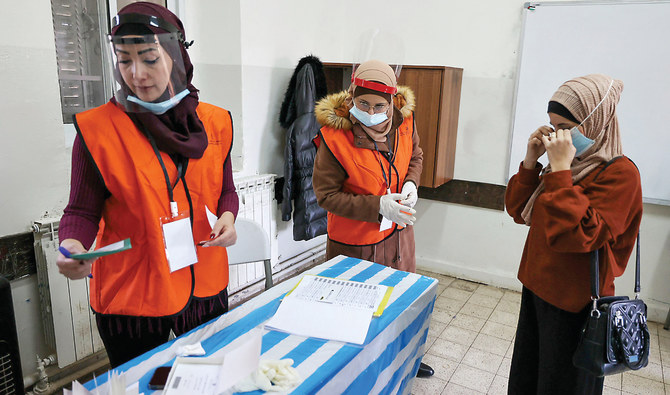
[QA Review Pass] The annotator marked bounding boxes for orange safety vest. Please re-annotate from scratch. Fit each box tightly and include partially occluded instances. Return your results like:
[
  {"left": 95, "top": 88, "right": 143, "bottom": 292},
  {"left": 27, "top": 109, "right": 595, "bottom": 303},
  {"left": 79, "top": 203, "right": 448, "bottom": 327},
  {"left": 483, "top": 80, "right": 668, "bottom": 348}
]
[
  {"left": 75, "top": 101, "right": 233, "bottom": 317},
  {"left": 319, "top": 114, "right": 414, "bottom": 246}
]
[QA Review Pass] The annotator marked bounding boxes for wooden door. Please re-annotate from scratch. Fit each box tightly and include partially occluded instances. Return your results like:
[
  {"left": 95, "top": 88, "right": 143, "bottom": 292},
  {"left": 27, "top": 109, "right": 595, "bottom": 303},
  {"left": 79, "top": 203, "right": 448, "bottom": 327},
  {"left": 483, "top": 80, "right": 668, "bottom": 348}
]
[{"left": 398, "top": 68, "right": 443, "bottom": 187}]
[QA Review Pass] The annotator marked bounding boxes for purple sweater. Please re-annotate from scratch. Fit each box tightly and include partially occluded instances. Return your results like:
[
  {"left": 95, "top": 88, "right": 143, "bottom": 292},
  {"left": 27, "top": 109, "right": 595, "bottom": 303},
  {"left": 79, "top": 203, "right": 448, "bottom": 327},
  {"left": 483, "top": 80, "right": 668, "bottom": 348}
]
[{"left": 59, "top": 135, "right": 239, "bottom": 249}]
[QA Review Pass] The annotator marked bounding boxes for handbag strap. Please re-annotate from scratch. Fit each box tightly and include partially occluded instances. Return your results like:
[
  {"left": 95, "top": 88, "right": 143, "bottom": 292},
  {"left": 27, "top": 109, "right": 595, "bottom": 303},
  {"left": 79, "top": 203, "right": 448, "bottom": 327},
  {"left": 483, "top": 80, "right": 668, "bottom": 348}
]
[
  {"left": 590, "top": 231, "right": 641, "bottom": 300},
  {"left": 590, "top": 248, "right": 600, "bottom": 299},
  {"left": 615, "top": 311, "right": 649, "bottom": 369},
  {"left": 635, "top": 235, "right": 641, "bottom": 294},
  {"left": 589, "top": 156, "right": 642, "bottom": 301}
]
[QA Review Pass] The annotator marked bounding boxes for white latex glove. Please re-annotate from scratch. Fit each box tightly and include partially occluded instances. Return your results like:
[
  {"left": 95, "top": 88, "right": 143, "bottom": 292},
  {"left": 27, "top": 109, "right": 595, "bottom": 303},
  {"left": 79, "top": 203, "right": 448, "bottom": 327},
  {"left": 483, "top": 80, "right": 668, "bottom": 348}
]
[
  {"left": 234, "top": 359, "right": 301, "bottom": 393},
  {"left": 379, "top": 193, "right": 416, "bottom": 227},
  {"left": 399, "top": 181, "right": 418, "bottom": 208}
]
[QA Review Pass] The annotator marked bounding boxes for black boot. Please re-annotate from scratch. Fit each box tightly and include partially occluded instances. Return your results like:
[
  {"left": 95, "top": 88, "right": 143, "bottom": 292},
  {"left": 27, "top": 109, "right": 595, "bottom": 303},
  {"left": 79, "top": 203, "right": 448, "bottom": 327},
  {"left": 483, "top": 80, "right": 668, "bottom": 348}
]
[{"left": 416, "top": 362, "right": 434, "bottom": 378}]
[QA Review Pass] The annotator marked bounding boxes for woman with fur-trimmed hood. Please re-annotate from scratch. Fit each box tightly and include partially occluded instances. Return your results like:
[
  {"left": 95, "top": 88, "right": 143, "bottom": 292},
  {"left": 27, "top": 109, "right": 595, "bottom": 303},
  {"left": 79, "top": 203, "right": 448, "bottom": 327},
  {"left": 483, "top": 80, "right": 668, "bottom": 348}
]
[
  {"left": 313, "top": 59, "right": 434, "bottom": 379},
  {"left": 312, "top": 60, "right": 423, "bottom": 273}
]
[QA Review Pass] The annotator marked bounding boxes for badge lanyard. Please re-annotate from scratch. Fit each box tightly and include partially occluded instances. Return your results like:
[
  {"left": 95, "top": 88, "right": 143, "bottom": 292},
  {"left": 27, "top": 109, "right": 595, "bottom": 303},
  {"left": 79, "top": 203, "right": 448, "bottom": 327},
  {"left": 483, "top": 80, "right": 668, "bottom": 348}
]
[
  {"left": 145, "top": 131, "right": 198, "bottom": 272},
  {"left": 373, "top": 137, "right": 402, "bottom": 233},
  {"left": 373, "top": 131, "right": 405, "bottom": 262},
  {"left": 146, "top": 133, "right": 185, "bottom": 218},
  {"left": 372, "top": 135, "right": 399, "bottom": 194}
]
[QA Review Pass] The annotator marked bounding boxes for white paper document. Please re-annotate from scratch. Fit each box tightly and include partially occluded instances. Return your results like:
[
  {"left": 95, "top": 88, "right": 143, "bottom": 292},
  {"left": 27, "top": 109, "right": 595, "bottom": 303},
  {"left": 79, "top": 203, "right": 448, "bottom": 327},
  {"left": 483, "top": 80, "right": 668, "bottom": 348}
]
[
  {"left": 205, "top": 205, "right": 218, "bottom": 229},
  {"left": 162, "top": 217, "right": 198, "bottom": 272},
  {"left": 63, "top": 381, "right": 91, "bottom": 395},
  {"left": 164, "top": 328, "right": 262, "bottom": 395},
  {"left": 65, "top": 371, "right": 140, "bottom": 395},
  {"left": 164, "top": 362, "right": 221, "bottom": 395},
  {"left": 265, "top": 275, "right": 389, "bottom": 345},
  {"left": 379, "top": 216, "right": 393, "bottom": 231}
]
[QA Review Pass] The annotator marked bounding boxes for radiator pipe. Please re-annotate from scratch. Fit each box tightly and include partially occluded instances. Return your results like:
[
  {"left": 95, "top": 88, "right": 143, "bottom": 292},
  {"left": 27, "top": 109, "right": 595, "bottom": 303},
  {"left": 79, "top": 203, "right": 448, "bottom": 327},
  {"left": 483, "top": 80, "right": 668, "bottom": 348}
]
[
  {"left": 25, "top": 354, "right": 56, "bottom": 394},
  {"left": 276, "top": 244, "right": 326, "bottom": 270}
]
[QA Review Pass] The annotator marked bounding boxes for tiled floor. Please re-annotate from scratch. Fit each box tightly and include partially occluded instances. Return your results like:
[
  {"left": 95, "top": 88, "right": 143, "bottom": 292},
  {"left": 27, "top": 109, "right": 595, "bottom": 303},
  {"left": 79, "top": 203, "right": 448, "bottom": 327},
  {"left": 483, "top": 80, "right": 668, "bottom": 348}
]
[{"left": 412, "top": 269, "right": 669, "bottom": 395}]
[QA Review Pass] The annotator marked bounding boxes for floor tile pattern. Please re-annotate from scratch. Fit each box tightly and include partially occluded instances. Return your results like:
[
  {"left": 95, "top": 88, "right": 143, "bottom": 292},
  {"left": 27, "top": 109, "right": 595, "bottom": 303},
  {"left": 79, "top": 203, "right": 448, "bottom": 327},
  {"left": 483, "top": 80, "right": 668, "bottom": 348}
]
[{"left": 412, "top": 270, "right": 668, "bottom": 395}]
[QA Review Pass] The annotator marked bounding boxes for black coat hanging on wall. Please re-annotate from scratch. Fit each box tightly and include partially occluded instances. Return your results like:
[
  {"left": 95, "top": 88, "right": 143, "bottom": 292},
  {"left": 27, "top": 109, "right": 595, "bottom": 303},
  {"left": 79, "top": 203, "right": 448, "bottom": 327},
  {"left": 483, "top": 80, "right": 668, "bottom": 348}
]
[{"left": 279, "top": 55, "right": 328, "bottom": 241}]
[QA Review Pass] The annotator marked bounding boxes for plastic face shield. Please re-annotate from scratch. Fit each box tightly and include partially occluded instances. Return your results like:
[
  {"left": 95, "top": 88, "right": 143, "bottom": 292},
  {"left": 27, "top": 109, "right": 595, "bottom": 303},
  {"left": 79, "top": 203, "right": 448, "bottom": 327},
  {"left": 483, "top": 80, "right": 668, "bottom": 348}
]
[
  {"left": 351, "top": 28, "right": 405, "bottom": 93},
  {"left": 108, "top": 33, "right": 187, "bottom": 113},
  {"left": 350, "top": 64, "right": 402, "bottom": 95}
]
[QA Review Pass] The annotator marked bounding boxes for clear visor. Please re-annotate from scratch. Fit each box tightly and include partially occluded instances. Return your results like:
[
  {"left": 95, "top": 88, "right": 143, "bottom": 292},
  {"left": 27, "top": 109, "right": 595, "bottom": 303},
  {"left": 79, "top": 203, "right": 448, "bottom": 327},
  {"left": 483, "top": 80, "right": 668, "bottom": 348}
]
[
  {"left": 351, "top": 63, "right": 403, "bottom": 79},
  {"left": 107, "top": 33, "right": 187, "bottom": 113},
  {"left": 350, "top": 28, "right": 405, "bottom": 95}
]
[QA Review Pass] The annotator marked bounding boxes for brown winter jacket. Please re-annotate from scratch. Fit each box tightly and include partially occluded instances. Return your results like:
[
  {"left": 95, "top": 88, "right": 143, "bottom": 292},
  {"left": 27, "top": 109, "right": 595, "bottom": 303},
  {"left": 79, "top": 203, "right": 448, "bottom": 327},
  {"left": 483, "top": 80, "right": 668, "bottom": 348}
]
[{"left": 313, "top": 86, "right": 423, "bottom": 272}]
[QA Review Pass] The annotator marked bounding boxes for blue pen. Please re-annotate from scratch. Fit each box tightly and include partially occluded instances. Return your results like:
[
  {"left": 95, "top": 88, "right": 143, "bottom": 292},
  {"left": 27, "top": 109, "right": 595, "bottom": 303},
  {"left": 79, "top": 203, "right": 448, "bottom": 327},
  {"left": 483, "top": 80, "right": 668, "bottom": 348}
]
[
  {"left": 59, "top": 246, "right": 93, "bottom": 278},
  {"left": 58, "top": 246, "right": 72, "bottom": 258}
]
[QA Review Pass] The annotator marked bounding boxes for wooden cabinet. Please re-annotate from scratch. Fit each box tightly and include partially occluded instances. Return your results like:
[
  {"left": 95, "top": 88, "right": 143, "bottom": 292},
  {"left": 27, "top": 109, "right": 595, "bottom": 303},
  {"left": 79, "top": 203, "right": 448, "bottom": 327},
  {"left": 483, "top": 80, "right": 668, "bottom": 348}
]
[{"left": 322, "top": 63, "right": 462, "bottom": 188}]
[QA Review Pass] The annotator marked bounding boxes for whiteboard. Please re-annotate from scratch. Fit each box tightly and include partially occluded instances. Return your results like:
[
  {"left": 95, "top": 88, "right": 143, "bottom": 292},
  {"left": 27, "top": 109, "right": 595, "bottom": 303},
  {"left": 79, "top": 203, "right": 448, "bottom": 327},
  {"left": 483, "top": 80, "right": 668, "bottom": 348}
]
[{"left": 507, "top": 1, "right": 670, "bottom": 205}]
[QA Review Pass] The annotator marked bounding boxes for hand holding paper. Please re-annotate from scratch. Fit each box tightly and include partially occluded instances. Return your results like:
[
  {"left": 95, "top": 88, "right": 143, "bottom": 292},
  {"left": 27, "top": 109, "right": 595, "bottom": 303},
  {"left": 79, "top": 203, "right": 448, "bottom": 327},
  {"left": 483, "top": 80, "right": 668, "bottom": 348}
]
[
  {"left": 57, "top": 239, "right": 96, "bottom": 280},
  {"left": 200, "top": 210, "right": 237, "bottom": 248},
  {"left": 57, "top": 239, "right": 132, "bottom": 280}
]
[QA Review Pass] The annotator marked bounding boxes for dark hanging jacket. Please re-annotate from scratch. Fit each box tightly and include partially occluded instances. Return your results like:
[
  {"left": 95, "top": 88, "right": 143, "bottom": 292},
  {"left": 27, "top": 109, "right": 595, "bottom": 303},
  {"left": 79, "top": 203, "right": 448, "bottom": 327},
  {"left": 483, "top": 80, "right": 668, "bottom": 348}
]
[{"left": 279, "top": 56, "right": 328, "bottom": 241}]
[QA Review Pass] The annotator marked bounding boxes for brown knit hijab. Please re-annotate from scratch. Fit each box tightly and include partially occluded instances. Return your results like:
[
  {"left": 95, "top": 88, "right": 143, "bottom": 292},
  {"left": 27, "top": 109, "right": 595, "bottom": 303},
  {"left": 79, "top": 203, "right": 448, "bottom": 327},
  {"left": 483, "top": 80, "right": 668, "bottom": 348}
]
[{"left": 521, "top": 74, "right": 624, "bottom": 224}]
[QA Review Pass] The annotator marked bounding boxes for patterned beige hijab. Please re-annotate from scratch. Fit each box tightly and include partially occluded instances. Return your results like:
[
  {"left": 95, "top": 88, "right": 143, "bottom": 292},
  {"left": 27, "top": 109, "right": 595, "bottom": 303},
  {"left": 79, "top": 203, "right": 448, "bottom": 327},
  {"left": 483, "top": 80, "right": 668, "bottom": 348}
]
[{"left": 521, "top": 74, "right": 624, "bottom": 225}]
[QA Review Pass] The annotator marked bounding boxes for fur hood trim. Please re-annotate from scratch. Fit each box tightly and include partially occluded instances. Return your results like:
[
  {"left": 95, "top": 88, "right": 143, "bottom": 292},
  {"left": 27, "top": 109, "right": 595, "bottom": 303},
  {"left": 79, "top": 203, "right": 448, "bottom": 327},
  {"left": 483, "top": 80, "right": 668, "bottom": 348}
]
[{"left": 315, "top": 85, "right": 415, "bottom": 130}]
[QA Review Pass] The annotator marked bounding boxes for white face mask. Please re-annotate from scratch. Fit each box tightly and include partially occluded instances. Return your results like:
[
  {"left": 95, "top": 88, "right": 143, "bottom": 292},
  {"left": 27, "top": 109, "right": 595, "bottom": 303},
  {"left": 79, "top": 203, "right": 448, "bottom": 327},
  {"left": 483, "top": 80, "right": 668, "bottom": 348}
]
[
  {"left": 569, "top": 79, "right": 614, "bottom": 157},
  {"left": 349, "top": 105, "right": 388, "bottom": 127},
  {"left": 127, "top": 88, "right": 190, "bottom": 115}
]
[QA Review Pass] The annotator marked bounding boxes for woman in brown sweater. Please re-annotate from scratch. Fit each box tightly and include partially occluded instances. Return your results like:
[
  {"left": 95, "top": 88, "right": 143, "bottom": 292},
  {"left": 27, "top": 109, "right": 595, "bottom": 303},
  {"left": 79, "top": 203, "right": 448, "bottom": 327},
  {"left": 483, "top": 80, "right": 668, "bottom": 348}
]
[{"left": 505, "top": 74, "right": 642, "bottom": 394}]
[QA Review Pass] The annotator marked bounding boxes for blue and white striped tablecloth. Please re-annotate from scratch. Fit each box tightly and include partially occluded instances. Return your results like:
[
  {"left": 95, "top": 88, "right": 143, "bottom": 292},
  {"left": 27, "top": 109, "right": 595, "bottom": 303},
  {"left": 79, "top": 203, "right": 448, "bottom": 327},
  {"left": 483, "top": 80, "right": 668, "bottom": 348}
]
[{"left": 84, "top": 256, "right": 438, "bottom": 394}]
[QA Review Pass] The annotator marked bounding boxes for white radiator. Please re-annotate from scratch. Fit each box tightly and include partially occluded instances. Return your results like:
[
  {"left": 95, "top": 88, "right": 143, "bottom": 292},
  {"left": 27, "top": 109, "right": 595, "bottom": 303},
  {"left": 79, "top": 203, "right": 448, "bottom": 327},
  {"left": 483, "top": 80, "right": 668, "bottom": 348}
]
[
  {"left": 229, "top": 174, "right": 278, "bottom": 292},
  {"left": 32, "top": 218, "right": 104, "bottom": 369}
]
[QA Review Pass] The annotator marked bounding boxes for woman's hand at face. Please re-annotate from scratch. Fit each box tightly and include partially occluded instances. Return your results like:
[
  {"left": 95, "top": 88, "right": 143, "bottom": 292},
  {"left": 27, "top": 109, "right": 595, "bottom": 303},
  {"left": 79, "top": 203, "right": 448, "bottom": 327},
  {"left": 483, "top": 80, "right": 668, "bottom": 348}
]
[
  {"left": 541, "top": 128, "right": 576, "bottom": 172},
  {"left": 523, "top": 126, "right": 553, "bottom": 169}
]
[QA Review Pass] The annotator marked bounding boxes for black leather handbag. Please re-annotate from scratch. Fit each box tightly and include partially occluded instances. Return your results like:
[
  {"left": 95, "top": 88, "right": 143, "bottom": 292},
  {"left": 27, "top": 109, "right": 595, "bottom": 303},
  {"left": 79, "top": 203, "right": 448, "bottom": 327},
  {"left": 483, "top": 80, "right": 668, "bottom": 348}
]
[{"left": 573, "top": 234, "right": 649, "bottom": 377}]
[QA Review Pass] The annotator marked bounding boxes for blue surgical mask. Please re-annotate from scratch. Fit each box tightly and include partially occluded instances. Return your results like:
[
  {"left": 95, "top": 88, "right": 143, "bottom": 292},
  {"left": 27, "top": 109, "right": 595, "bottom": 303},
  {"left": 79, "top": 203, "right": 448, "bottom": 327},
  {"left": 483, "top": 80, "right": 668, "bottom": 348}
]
[
  {"left": 349, "top": 105, "right": 388, "bottom": 127},
  {"left": 569, "top": 79, "right": 614, "bottom": 157},
  {"left": 570, "top": 127, "right": 595, "bottom": 157},
  {"left": 127, "top": 89, "right": 190, "bottom": 115}
]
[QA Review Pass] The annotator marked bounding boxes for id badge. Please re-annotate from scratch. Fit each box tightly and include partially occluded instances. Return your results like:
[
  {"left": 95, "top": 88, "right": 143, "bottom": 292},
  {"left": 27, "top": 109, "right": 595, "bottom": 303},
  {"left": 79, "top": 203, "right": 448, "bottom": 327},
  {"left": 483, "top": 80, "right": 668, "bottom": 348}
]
[
  {"left": 379, "top": 188, "right": 393, "bottom": 232},
  {"left": 380, "top": 216, "right": 393, "bottom": 232},
  {"left": 160, "top": 210, "right": 198, "bottom": 273}
]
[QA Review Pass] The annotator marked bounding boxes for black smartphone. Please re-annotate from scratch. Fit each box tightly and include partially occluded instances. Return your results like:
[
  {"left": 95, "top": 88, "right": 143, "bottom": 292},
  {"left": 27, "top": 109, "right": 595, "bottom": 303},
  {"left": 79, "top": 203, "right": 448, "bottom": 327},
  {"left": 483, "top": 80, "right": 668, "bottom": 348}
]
[{"left": 148, "top": 366, "right": 172, "bottom": 390}]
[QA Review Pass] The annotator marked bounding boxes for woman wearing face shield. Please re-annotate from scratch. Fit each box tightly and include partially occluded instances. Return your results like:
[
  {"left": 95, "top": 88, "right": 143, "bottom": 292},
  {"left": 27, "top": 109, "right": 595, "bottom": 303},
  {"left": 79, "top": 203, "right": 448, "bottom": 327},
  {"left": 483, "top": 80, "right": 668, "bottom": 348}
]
[
  {"left": 313, "top": 59, "right": 434, "bottom": 378},
  {"left": 56, "top": 2, "right": 237, "bottom": 368},
  {"left": 505, "top": 74, "right": 643, "bottom": 394}
]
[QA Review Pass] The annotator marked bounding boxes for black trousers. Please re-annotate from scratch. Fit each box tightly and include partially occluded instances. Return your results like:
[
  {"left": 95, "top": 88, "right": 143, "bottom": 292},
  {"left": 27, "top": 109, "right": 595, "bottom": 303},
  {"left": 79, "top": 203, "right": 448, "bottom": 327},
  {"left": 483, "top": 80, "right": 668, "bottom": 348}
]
[
  {"left": 96, "top": 290, "right": 228, "bottom": 368},
  {"left": 508, "top": 287, "right": 604, "bottom": 395}
]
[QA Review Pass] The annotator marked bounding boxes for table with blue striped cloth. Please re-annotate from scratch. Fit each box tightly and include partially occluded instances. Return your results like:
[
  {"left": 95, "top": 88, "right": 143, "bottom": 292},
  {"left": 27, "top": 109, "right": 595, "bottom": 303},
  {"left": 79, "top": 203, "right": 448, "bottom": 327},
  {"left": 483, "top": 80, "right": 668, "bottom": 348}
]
[{"left": 84, "top": 255, "right": 438, "bottom": 394}]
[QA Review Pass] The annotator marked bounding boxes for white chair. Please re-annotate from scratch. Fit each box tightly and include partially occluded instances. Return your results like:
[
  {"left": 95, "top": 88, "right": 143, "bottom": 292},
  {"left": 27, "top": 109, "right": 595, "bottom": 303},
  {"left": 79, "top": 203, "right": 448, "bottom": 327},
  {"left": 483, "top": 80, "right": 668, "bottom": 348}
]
[{"left": 226, "top": 218, "right": 273, "bottom": 290}]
